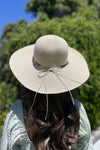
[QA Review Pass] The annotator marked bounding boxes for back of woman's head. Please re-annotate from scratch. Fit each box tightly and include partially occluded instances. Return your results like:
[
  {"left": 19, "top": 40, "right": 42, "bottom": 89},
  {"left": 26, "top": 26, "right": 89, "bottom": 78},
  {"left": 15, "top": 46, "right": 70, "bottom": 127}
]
[{"left": 21, "top": 87, "right": 80, "bottom": 150}]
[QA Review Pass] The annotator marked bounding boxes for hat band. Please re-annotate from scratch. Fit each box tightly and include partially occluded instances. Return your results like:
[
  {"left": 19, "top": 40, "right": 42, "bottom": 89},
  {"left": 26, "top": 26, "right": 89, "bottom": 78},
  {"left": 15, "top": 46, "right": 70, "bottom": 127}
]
[{"left": 32, "top": 57, "right": 69, "bottom": 70}]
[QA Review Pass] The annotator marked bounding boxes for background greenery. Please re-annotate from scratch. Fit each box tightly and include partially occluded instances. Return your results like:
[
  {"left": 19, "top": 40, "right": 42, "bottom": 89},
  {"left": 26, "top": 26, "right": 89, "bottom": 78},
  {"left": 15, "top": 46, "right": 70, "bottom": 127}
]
[{"left": 0, "top": 0, "right": 100, "bottom": 137}]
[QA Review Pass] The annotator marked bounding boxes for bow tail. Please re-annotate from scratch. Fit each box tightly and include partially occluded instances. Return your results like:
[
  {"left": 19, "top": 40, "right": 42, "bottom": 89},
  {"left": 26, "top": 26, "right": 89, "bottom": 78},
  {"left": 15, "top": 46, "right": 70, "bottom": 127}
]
[{"left": 54, "top": 73, "right": 75, "bottom": 105}]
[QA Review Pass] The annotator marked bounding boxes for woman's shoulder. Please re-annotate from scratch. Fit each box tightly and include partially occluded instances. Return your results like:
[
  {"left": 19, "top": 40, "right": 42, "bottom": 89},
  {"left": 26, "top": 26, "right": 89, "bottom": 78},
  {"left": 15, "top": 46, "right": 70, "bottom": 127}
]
[
  {"left": 74, "top": 99, "right": 90, "bottom": 124},
  {"left": 5, "top": 100, "right": 24, "bottom": 128},
  {"left": 74, "top": 99, "right": 91, "bottom": 138},
  {"left": 10, "top": 99, "right": 22, "bottom": 112},
  {"left": 3, "top": 100, "right": 23, "bottom": 124},
  {"left": 74, "top": 99, "right": 83, "bottom": 111},
  {"left": 74, "top": 99, "right": 89, "bottom": 119},
  {"left": 2, "top": 100, "right": 30, "bottom": 146},
  {"left": 2, "top": 100, "right": 24, "bottom": 137}
]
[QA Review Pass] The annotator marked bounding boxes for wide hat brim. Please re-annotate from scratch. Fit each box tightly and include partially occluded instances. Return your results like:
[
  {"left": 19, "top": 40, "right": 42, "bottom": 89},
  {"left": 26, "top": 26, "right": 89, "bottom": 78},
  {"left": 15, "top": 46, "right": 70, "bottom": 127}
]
[{"left": 9, "top": 44, "right": 89, "bottom": 94}]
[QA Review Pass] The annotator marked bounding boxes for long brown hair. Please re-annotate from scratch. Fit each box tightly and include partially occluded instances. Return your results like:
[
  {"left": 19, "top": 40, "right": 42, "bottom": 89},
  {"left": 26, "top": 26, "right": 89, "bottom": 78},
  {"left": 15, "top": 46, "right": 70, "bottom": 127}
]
[{"left": 21, "top": 87, "right": 80, "bottom": 150}]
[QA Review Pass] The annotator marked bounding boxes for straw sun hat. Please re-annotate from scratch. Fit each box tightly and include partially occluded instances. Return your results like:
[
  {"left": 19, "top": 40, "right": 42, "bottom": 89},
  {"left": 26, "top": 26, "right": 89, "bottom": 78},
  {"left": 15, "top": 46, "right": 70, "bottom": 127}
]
[{"left": 9, "top": 35, "right": 89, "bottom": 94}]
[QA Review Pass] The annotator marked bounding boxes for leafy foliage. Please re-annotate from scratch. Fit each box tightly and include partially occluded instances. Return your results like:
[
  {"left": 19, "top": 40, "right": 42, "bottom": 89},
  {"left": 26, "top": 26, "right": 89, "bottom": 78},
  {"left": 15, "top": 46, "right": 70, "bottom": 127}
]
[
  {"left": 25, "top": 0, "right": 82, "bottom": 18},
  {"left": 0, "top": 82, "right": 18, "bottom": 137},
  {"left": 0, "top": 112, "right": 7, "bottom": 138},
  {"left": 25, "top": 0, "right": 100, "bottom": 18}
]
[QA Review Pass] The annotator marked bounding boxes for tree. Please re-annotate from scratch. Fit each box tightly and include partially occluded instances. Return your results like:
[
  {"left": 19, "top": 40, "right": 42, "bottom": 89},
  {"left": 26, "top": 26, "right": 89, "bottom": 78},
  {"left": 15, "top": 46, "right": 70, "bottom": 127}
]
[
  {"left": 25, "top": 0, "right": 100, "bottom": 18},
  {"left": 0, "top": 19, "right": 27, "bottom": 82},
  {"left": 0, "top": 19, "right": 27, "bottom": 45},
  {"left": 25, "top": 0, "right": 80, "bottom": 18}
]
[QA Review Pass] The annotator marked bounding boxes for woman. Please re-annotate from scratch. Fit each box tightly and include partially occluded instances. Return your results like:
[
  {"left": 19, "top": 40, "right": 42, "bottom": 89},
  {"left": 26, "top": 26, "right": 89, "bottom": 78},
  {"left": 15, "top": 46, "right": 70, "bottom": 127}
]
[{"left": 1, "top": 35, "right": 94, "bottom": 150}]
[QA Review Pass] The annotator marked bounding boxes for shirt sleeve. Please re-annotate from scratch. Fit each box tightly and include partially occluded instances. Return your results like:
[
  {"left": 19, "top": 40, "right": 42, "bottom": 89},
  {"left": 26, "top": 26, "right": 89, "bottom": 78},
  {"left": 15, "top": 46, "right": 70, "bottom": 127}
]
[
  {"left": 77, "top": 102, "right": 94, "bottom": 150},
  {"left": 1, "top": 109, "right": 12, "bottom": 150},
  {"left": 1, "top": 100, "right": 34, "bottom": 150},
  {"left": 1, "top": 102, "right": 20, "bottom": 150}
]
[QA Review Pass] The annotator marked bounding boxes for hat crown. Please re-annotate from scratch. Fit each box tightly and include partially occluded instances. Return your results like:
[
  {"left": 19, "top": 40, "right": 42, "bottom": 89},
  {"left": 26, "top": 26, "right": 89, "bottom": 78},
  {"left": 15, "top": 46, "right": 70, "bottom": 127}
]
[{"left": 34, "top": 35, "right": 68, "bottom": 67}]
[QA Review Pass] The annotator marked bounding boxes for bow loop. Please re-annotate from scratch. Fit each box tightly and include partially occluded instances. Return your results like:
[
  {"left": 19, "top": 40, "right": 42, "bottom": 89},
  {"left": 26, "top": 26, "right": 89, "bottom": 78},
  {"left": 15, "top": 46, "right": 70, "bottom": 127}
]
[{"left": 37, "top": 67, "right": 61, "bottom": 78}]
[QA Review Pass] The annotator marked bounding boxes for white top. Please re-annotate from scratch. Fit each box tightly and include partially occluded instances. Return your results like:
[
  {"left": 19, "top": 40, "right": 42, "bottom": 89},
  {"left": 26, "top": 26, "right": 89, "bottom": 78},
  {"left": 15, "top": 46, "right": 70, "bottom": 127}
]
[{"left": 1, "top": 99, "right": 94, "bottom": 150}]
